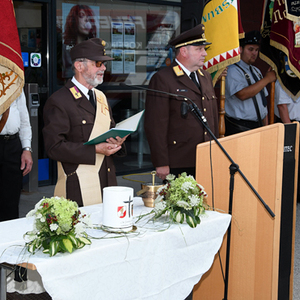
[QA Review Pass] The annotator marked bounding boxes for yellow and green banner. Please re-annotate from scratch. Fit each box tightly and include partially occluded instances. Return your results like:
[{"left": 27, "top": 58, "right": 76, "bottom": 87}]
[{"left": 201, "top": 0, "right": 243, "bottom": 83}]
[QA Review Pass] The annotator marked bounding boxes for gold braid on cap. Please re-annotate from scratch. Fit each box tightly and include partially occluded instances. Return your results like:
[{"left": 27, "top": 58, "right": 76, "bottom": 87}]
[{"left": 175, "top": 33, "right": 207, "bottom": 48}]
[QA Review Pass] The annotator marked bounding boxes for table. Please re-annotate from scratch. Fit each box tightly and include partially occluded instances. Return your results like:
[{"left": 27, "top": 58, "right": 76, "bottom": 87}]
[{"left": 0, "top": 198, "right": 231, "bottom": 300}]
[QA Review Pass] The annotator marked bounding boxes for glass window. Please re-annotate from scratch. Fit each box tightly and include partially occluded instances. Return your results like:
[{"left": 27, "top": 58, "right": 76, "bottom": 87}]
[
  {"left": 56, "top": 0, "right": 181, "bottom": 174},
  {"left": 56, "top": 0, "right": 181, "bottom": 86}
]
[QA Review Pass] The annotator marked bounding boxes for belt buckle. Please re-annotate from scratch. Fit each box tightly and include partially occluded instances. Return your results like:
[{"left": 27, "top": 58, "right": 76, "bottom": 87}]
[{"left": 4, "top": 135, "right": 10, "bottom": 140}]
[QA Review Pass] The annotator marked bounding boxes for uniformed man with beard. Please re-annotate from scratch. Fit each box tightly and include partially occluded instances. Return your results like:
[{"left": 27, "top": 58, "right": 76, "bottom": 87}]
[{"left": 43, "top": 38, "right": 126, "bottom": 206}]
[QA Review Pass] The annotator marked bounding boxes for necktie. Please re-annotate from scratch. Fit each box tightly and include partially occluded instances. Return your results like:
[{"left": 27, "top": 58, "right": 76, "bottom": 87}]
[
  {"left": 249, "top": 66, "right": 267, "bottom": 107},
  {"left": 88, "top": 90, "right": 96, "bottom": 109},
  {"left": 190, "top": 72, "right": 200, "bottom": 89}
]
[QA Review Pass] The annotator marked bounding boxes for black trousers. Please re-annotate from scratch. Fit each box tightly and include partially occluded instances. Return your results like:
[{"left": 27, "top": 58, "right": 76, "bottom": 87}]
[
  {"left": 225, "top": 116, "right": 260, "bottom": 136},
  {"left": 0, "top": 135, "right": 23, "bottom": 221}
]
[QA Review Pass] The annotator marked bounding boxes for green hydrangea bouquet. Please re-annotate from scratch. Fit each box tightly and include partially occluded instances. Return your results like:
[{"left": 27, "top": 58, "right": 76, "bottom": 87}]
[
  {"left": 25, "top": 196, "right": 92, "bottom": 257},
  {"left": 153, "top": 172, "right": 208, "bottom": 228}
]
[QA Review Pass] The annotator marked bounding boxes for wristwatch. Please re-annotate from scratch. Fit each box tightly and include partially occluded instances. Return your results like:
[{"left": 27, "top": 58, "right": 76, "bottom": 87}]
[{"left": 23, "top": 147, "right": 33, "bottom": 152}]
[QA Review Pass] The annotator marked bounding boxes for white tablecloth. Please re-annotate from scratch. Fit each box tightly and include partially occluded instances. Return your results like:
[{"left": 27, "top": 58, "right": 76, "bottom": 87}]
[{"left": 0, "top": 198, "right": 231, "bottom": 300}]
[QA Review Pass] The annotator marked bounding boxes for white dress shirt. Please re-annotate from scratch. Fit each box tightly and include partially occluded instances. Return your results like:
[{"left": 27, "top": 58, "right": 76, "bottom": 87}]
[
  {"left": 175, "top": 58, "right": 201, "bottom": 82},
  {"left": 71, "top": 76, "right": 94, "bottom": 102},
  {"left": 274, "top": 80, "right": 300, "bottom": 121},
  {"left": 0, "top": 90, "right": 32, "bottom": 148},
  {"left": 225, "top": 60, "right": 268, "bottom": 121}
]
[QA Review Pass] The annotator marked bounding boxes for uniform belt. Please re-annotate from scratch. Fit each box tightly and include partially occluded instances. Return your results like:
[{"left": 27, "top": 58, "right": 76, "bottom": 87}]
[
  {"left": 0, "top": 133, "right": 19, "bottom": 140},
  {"left": 226, "top": 116, "right": 260, "bottom": 129}
]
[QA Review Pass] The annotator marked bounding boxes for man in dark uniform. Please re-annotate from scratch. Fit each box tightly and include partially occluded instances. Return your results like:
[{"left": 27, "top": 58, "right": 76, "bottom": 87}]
[
  {"left": 43, "top": 38, "right": 126, "bottom": 206},
  {"left": 144, "top": 24, "right": 219, "bottom": 180}
]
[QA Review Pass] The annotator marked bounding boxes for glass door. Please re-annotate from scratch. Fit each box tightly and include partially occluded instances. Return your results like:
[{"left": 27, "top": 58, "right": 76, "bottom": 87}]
[{"left": 14, "top": 1, "right": 51, "bottom": 186}]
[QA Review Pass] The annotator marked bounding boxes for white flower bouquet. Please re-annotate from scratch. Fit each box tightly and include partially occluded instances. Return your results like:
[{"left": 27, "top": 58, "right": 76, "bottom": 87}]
[
  {"left": 152, "top": 172, "right": 208, "bottom": 228},
  {"left": 25, "top": 196, "right": 92, "bottom": 256}
]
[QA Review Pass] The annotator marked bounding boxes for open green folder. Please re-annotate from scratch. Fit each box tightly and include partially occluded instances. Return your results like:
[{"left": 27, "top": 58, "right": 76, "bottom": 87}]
[{"left": 84, "top": 110, "right": 144, "bottom": 145}]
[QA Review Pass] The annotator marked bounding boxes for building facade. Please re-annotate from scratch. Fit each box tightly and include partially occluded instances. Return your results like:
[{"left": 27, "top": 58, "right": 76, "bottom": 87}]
[{"left": 14, "top": 0, "right": 262, "bottom": 186}]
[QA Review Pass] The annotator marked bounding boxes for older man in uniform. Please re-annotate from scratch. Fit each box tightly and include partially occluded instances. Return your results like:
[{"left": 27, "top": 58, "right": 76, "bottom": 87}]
[
  {"left": 43, "top": 38, "right": 126, "bottom": 206},
  {"left": 144, "top": 24, "right": 219, "bottom": 181},
  {"left": 225, "top": 30, "right": 276, "bottom": 135}
]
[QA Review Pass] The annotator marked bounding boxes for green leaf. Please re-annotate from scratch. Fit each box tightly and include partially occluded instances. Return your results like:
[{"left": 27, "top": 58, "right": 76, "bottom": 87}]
[
  {"left": 67, "top": 233, "right": 79, "bottom": 247},
  {"left": 77, "top": 242, "right": 85, "bottom": 249},
  {"left": 186, "top": 215, "right": 197, "bottom": 228},
  {"left": 49, "top": 240, "right": 59, "bottom": 257},
  {"left": 172, "top": 210, "right": 184, "bottom": 223},
  {"left": 61, "top": 238, "right": 73, "bottom": 253},
  {"left": 78, "top": 236, "right": 91, "bottom": 245}
]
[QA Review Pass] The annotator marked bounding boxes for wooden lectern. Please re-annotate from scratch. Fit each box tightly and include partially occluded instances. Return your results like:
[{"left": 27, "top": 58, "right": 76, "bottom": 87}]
[{"left": 193, "top": 123, "right": 299, "bottom": 300}]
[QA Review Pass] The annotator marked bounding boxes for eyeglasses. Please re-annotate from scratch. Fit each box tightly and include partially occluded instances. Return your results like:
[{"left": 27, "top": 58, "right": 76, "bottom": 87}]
[
  {"left": 77, "top": 59, "right": 107, "bottom": 68},
  {"left": 95, "top": 61, "right": 107, "bottom": 67}
]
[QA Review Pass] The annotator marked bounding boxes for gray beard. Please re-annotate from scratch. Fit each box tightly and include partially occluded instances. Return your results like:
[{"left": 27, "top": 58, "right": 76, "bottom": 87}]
[{"left": 82, "top": 73, "right": 103, "bottom": 87}]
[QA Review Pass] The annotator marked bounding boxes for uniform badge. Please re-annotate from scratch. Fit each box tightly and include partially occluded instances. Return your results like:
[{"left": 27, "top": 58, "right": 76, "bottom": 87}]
[
  {"left": 173, "top": 65, "right": 184, "bottom": 76},
  {"left": 69, "top": 86, "right": 82, "bottom": 99},
  {"left": 197, "top": 69, "right": 204, "bottom": 76}
]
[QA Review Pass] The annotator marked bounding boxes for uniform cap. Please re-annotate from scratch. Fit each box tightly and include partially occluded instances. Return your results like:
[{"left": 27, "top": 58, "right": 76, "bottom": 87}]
[
  {"left": 240, "top": 30, "right": 261, "bottom": 46},
  {"left": 70, "top": 38, "right": 113, "bottom": 61},
  {"left": 169, "top": 24, "right": 211, "bottom": 48}
]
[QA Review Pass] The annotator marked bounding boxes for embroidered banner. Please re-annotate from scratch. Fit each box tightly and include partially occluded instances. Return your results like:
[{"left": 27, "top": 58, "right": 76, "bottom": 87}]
[
  {"left": 285, "top": 0, "right": 300, "bottom": 22},
  {"left": 260, "top": 0, "right": 300, "bottom": 100},
  {"left": 0, "top": 0, "right": 24, "bottom": 115},
  {"left": 201, "top": 0, "right": 244, "bottom": 82}
]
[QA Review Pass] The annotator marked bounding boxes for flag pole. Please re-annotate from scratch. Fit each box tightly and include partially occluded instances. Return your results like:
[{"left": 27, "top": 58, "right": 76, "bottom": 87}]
[
  {"left": 269, "top": 81, "right": 275, "bottom": 124},
  {"left": 219, "top": 76, "right": 226, "bottom": 137}
]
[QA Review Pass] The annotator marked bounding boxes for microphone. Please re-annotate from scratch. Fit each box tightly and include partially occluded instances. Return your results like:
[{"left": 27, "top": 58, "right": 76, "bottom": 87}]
[{"left": 119, "top": 82, "right": 209, "bottom": 125}]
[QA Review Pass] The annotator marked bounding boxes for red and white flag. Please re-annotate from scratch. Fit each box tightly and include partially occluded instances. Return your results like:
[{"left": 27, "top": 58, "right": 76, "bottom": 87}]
[{"left": 0, "top": 0, "right": 24, "bottom": 115}]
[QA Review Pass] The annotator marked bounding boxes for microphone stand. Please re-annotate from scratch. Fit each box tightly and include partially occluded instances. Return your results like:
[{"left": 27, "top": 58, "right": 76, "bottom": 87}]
[{"left": 120, "top": 83, "right": 275, "bottom": 299}]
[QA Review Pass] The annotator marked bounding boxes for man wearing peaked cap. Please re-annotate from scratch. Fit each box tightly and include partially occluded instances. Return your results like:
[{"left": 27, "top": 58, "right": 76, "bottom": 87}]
[
  {"left": 70, "top": 38, "right": 114, "bottom": 62},
  {"left": 144, "top": 24, "right": 219, "bottom": 184},
  {"left": 225, "top": 30, "right": 276, "bottom": 135},
  {"left": 168, "top": 24, "right": 211, "bottom": 48},
  {"left": 43, "top": 38, "right": 127, "bottom": 206}
]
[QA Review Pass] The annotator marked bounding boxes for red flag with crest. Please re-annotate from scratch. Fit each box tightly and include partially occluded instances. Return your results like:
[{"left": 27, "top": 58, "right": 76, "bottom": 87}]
[{"left": 0, "top": 0, "right": 24, "bottom": 115}]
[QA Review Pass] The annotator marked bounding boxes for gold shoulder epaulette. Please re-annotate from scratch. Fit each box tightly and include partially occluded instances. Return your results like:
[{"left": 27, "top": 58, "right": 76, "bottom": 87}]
[
  {"left": 173, "top": 65, "right": 184, "bottom": 76},
  {"left": 69, "top": 86, "right": 82, "bottom": 99}
]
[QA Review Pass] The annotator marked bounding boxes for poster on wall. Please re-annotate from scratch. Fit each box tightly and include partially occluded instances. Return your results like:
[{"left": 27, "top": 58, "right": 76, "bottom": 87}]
[
  {"left": 111, "top": 49, "right": 123, "bottom": 74},
  {"left": 124, "top": 50, "right": 135, "bottom": 74},
  {"left": 111, "top": 22, "right": 124, "bottom": 48},
  {"left": 61, "top": 3, "right": 100, "bottom": 78},
  {"left": 124, "top": 22, "right": 135, "bottom": 48},
  {"left": 146, "top": 12, "right": 179, "bottom": 81}
]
